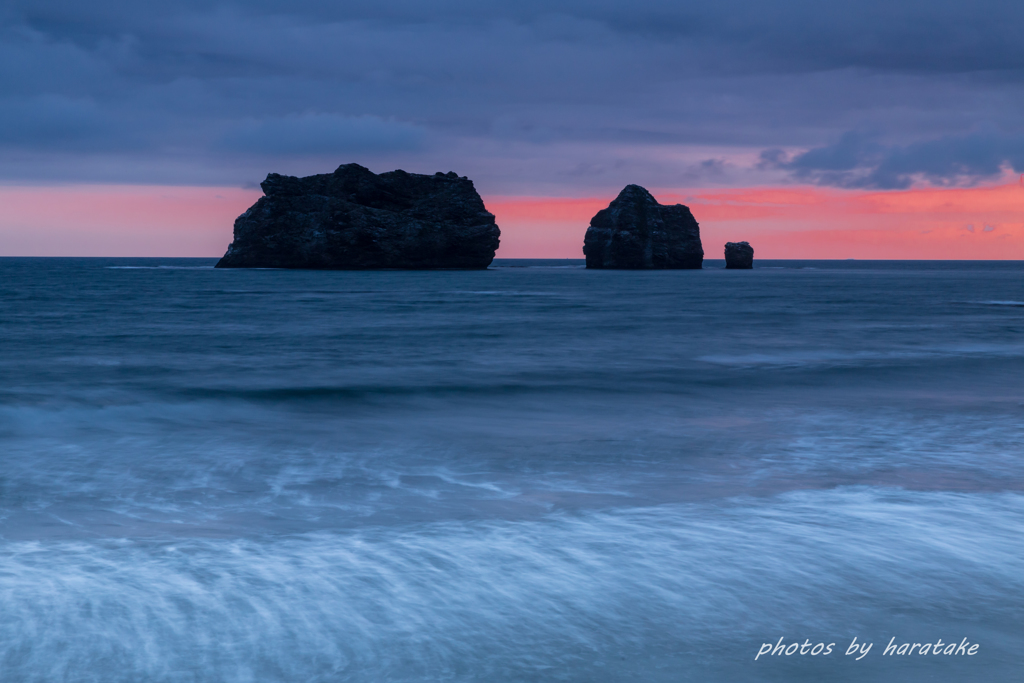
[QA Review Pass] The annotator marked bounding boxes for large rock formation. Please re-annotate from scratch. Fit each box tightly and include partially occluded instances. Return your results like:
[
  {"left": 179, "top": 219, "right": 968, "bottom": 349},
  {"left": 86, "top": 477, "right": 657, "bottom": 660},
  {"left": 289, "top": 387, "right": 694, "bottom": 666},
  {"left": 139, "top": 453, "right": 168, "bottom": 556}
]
[
  {"left": 724, "top": 241, "right": 754, "bottom": 269},
  {"left": 582, "top": 185, "right": 703, "bottom": 269},
  {"left": 216, "top": 164, "right": 500, "bottom": 269}
]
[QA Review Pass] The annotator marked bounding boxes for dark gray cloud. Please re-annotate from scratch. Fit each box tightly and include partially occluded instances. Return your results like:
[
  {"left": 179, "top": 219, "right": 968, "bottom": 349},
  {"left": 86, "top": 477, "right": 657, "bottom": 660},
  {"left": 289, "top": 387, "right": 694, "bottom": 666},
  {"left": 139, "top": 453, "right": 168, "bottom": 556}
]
[
  {"left": 0, "top": 96, "right": 113, "bottom": 149},
  {"left": 1, "top": 1, "right": 1022, "bottom": 192},
  {"left": 219, "top": 115, "right": 426, "bottom": 156},
  {"left": 761, "top": 130, "right": 1024, "bottom": 189},
  {"left": 11, "top": 1, "right": 1024, "bottom": 74}
]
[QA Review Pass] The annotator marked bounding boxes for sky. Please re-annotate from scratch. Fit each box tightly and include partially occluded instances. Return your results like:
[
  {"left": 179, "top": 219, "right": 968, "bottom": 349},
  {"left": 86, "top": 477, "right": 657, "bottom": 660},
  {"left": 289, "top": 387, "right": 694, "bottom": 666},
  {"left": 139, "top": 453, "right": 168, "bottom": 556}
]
[{"left": 1, "top": 0, "right": 1023, "bottom": 258}]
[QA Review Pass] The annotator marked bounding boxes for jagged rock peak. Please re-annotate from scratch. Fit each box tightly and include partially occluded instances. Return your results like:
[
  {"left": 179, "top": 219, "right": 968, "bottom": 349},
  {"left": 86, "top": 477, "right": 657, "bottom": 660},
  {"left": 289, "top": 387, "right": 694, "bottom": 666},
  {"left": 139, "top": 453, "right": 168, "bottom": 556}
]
[
  {"left": 216, "top": 163, "right": 500, "bottom": 270},
  {"left": 582, "top": 184, "right": 703, "bottom": 269}
]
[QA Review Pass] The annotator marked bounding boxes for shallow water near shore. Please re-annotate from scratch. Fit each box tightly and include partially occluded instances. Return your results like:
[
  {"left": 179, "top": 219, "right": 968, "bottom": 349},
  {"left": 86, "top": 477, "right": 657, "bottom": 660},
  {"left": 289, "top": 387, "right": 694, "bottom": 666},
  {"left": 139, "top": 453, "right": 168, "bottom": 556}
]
[{"left": 1, "top": 257, "right": 1023, "bottom": 682}]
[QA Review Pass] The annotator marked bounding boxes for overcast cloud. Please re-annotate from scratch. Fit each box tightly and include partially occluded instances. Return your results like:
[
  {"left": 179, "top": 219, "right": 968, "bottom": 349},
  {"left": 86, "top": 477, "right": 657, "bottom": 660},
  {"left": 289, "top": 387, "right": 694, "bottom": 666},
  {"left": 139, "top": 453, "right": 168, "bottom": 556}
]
[{"left": 2, "top": 0, "right": 1022, "bottom": 193}]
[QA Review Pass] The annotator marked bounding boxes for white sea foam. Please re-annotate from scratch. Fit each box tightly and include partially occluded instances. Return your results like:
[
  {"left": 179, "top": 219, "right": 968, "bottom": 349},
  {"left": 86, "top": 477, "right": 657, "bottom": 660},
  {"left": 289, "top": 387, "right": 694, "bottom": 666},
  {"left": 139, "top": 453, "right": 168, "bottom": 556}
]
[{"left": 0, "top": 489, "right": 1021, "bottom": 682}]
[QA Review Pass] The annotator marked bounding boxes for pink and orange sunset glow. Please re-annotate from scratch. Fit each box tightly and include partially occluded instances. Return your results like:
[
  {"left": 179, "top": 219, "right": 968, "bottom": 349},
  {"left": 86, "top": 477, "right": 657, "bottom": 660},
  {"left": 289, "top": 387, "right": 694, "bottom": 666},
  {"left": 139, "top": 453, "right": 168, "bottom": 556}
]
[
  {"left": 0, "top": 186, "right": 261, "bottom": 257},
  {"left": 491, "top": 180, "right": 1024, "bottom": 259},
  {"left": 3, "top": 181, "right": 1021, "bottom": 259}
]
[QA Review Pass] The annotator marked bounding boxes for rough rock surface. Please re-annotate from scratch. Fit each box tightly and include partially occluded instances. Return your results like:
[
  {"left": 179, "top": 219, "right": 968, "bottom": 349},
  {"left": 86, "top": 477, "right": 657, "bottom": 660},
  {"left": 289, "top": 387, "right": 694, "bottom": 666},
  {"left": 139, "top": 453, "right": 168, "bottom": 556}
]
[
  {"left": 724, "top": 241, "right": 754, "bottom": 269},
  {"left": 582, "top": 185, "right": 703, "bottom": 269},
  {"left": 216, "top": 163, "right": 500, "bottom": 269}
]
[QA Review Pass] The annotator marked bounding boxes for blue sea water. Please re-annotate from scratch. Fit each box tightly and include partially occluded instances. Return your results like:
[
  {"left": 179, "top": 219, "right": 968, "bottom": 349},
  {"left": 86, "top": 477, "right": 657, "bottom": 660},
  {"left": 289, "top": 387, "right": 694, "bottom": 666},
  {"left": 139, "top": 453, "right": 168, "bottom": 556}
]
[{"left": 1, "top": 257, "right": 1022, "bottom": 682}]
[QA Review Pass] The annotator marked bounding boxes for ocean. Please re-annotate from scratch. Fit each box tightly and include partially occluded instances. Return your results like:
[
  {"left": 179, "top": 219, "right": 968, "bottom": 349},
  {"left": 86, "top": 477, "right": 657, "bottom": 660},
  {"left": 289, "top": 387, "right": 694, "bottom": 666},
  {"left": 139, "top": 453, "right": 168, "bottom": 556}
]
[{"left": 1, "top": 257, "right": 1022, "bottom": 682}]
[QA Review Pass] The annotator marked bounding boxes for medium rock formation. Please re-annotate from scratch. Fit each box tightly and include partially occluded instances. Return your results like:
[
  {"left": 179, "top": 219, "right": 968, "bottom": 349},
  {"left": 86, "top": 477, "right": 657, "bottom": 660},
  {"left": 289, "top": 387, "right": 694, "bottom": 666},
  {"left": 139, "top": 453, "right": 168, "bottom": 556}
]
[
  {"left": 216, "top": 163, "right": 500, "bottom": 269},
  {"left": 582, "top": 185, "right": 703, "bottom": 269},
  {"left": 724, "top": 241, "right": 754, "bottom": 269}
]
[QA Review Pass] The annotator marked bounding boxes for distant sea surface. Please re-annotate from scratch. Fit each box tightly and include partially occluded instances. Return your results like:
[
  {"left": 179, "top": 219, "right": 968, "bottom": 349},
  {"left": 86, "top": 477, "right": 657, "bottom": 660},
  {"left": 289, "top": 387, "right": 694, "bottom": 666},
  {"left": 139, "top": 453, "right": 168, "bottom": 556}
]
[{"left": 1, "top": 257, "right": 1022, "bottom": 682}]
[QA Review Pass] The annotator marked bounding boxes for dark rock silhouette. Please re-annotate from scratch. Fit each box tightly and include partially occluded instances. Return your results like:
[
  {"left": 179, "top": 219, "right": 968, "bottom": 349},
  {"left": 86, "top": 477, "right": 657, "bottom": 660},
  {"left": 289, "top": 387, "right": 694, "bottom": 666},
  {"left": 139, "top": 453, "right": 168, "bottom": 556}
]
[
  {"left": 724, "top": 241, "right": 754, "bottom": 269},
  {"left": 216, "top": 163, "right": 500, "bottom": 269},
  {"left": 582, "top": 185, "right": 703, "bottom": 269}
]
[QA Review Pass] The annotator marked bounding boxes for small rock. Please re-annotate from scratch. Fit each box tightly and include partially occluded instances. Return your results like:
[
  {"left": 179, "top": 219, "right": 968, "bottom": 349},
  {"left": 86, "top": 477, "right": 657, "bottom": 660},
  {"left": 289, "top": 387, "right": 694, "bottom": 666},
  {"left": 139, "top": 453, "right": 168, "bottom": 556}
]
[{"left": 724, "top": 241, "right": 754, "bottom": 269}]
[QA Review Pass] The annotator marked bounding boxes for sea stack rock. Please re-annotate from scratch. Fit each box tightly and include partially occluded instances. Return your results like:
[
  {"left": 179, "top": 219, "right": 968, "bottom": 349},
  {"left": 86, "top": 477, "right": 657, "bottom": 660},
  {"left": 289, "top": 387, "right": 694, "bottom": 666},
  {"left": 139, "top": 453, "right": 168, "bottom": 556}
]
[
  {"left": 583, "top": 185, "right": 703, "bottom": 269},
  {"left": 216, "top": 163, "right": 500, "bottom": 269},
  {"left": 724, "top": 241, "right": 754, "bottom": 269}
]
